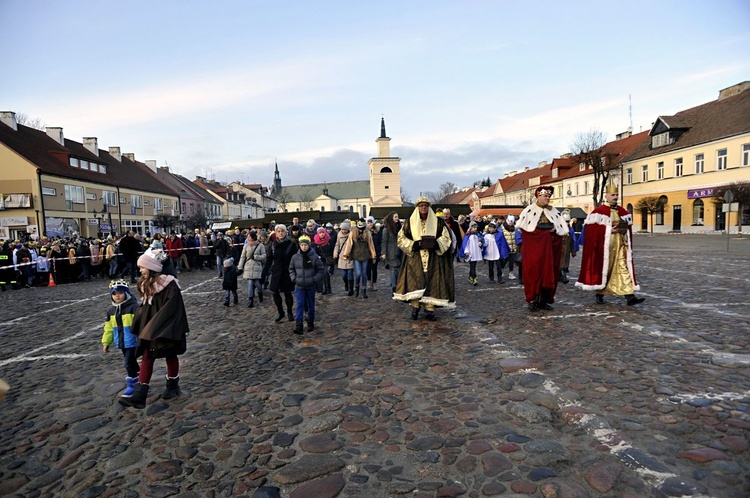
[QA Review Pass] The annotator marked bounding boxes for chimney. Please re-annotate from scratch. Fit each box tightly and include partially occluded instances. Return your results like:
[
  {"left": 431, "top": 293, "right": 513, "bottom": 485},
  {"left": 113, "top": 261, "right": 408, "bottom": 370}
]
[
  {"left": 158, "top": 166, "right": 170, "bottom": 172},
  {"left": 83, "top": 137, "right": 99, "bottom": 156},
  {"left": 524, "top": 166, "right": 530, "bottom": 172},
  {"left": 718, "top": 81, "right": 750, "bottom": 100},
  {"left": 538, "top": 161, "right": 547, "bottom": 168},
  {"left": 145, "top": 160, "right": 157, "bottom": 172},
  {"left": 46, "top": 127, "right": 64, "bottom": 145},
  {"left": 123, "top": 153, "right": 136, "bottom": 162},
  {"left": 615, "top": 130, "right": 632, "bottom": 141},
  {"left": 108, "top": 146, "right": 121, "bottom": 162},
  {"left": 0, "top": 111, "right": 17, "bottom": 131}
]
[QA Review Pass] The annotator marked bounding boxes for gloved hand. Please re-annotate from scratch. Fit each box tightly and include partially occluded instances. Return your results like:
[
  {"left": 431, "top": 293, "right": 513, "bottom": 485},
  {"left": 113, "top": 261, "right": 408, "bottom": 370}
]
[{"left": 412, "top": 240, "right": 421, "bottom": 252}]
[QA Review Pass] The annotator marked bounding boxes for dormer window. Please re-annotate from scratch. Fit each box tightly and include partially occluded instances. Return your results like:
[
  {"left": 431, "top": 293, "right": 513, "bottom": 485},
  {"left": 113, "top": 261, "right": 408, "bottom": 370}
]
[
  {"left": 552, "top": 168, "right": 558, "bottom": 178},
  {"left": 651, "top": 132, "right": 672, "bottom": 148}
]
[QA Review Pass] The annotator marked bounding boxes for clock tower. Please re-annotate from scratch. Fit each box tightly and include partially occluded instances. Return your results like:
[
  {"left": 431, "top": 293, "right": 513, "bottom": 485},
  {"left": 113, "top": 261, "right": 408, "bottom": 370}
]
[{"left": 368, "top": 118, "right": 402, "bottom": 206}]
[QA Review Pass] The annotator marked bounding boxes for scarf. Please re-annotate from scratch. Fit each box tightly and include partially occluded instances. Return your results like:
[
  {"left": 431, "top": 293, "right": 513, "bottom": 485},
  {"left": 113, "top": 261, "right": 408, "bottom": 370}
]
[{"left": 409, "top": 207, "right": 438, "bottom": 241}]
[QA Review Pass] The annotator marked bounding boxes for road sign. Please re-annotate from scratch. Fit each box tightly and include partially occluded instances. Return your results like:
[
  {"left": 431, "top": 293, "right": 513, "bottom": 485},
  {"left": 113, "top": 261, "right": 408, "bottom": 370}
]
[{"left": 724, "top": 190, "right": 734, "bottom": 203}]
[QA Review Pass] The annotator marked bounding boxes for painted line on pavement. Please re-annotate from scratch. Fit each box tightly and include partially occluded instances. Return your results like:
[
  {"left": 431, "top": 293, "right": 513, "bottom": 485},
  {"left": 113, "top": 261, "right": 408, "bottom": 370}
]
[{"left": 466, "top": 322, "right": 710, "bottom": 496}]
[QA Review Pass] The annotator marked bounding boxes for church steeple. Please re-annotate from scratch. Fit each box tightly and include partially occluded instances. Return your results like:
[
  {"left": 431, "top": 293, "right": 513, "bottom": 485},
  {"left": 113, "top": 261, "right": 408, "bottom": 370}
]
[
  {"left": 380, "top": 117, "right": 388, "bottom": 139},
  {"left": 273, "top": 160, "right": 282, "bottom": 193}
]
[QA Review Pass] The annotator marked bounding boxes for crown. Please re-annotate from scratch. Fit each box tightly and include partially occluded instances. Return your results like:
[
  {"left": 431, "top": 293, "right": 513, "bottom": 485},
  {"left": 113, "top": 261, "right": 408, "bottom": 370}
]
[
  {"left": 605, "top": 184, "right": 619, "bottom": 194},
  {"left": 415, "top": 196, "right": 430, "bottom": 206}
]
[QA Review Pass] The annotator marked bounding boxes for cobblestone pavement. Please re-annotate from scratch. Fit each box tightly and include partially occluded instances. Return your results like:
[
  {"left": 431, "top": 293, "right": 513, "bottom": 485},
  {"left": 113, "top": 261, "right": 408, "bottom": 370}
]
[{"left": 0, "top": 234, "right": 748, "bottom": 498}]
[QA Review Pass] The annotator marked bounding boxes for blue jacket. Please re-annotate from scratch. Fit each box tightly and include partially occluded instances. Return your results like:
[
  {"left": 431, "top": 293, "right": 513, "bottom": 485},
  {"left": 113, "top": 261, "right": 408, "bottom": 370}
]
[{"left": 102, "top": 294, "right": 139, "bottom": 349}]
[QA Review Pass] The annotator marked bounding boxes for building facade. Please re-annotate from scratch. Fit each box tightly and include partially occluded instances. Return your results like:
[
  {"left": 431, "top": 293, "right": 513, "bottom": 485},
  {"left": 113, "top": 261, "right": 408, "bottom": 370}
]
[
  {"left": 0, "top": 112, "right": 181, "bottom": 239},
  {"left": 621, "top": 82, "right": 750, "bottom": 233}
]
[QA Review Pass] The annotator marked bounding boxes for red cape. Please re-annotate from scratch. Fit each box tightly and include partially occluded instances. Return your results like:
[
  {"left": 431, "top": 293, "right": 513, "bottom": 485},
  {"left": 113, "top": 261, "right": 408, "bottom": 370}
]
[{"left": 576, "top": 204, "right": 639, "bottom": 291}]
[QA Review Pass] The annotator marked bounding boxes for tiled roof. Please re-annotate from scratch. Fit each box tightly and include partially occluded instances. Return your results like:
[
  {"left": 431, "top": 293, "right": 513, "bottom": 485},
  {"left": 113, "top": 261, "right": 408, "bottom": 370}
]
[
  {"left": 177, "top": 175, "right": 223, "bottom": 204},
  {"left": 0, "top": 122, "right": 178, "bottom": 196},
  {"left": 276, "top": 180, "right": 370, "bottom": 201},
  {"left": 624, "top": 88, "right": 750, "bottom": 162},
  {"left": 498, "top": 163, "right": 554, "bottom": 194},
  {"left": 440, "top": 188, "right": 476, "bottom": 204},
  {"left": 156, "top": 168, "right": 203, "bottom": 201},
  {"left": 0, "top": 122, "right": 116, "bottom": 186}
]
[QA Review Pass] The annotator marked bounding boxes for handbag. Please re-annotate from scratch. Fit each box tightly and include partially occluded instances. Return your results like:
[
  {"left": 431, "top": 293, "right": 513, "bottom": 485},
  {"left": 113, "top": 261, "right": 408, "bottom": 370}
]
[{"left": 419, "top": 235, "right": 436, "bottom": 250}]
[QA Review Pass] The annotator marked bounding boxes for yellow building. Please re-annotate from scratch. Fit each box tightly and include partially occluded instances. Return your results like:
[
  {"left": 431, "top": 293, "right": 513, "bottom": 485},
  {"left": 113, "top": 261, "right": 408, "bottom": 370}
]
[
  {"left": 0, "top": 112, "right": 180, "bottom": 239},
  {"left": 621, "top": 82, "right": 750, "bottom": 233}
]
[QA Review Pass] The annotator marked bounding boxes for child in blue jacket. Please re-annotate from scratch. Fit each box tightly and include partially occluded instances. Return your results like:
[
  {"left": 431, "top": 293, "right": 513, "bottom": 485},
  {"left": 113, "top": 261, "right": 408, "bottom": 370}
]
[{"left": 102, "top": 279, "right": 139, "bottom": 399}]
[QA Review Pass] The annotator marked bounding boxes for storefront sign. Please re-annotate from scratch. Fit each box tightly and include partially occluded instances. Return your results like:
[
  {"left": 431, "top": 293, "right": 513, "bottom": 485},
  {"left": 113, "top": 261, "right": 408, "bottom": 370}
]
[
  {"left": 687, "top": 188, "right": 716, "bottom": 199},
  {"left": 0, "top": 216, "right": 28, "bottom": 226}
]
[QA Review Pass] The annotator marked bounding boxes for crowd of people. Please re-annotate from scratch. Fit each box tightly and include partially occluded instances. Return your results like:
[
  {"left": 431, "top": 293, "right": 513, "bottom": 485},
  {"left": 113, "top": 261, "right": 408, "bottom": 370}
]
[{"left": 1, "top": 188, "right": 646, "bottom": 409}]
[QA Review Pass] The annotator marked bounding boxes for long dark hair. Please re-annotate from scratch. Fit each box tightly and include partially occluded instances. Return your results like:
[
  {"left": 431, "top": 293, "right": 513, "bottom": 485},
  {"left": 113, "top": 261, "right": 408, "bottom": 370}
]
[{"left": 384, "top": 212, "right": 401, "bottom": 234}]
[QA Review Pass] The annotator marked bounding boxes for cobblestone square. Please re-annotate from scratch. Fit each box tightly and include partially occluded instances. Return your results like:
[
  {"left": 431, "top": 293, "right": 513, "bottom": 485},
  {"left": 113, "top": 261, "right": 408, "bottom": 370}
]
[{"left": 1, "top": 234, "right": 748, "bottom": 497}]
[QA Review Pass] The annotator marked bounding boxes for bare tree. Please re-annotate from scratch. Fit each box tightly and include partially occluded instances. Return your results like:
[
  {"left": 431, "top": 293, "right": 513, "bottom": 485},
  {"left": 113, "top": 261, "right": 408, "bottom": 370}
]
[
  {"left": 435, "top": 182, "right": 459, "bottom": 203},
  {"left": 634, "top": 196, "right": 668, "bottom": 234},
  {"left": 186, "top": 211, "right": 208, "bottom": 231},
  {"left": 299, "top": 190, "right": 316, "bottom": 211},
  {"left": 400, "top": 187, "right": 411, "bottom": 205},
  {"left": 570, "top": 129, "right": 616, "bottom": 206},
  {"left": 274, "top": 189, "right": 291, "bottom": 213},
  {"left": 153, "top": 214, "right": 179, "bottom": 233},
  {"left": 15, "top": 113, "right": 46, "bottom": 130},
  {"left": 425, "top": 191, "right": 443, "bottom": 205},
  {"left": 714, "top": 181, "right": 750, "bottom": 235}
]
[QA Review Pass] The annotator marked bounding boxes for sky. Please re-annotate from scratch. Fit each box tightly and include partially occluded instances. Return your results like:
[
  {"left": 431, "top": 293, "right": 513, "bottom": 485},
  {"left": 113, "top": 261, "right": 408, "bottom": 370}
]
[{"left": 2, "top": 0, "right": 749, "bottom": 202}]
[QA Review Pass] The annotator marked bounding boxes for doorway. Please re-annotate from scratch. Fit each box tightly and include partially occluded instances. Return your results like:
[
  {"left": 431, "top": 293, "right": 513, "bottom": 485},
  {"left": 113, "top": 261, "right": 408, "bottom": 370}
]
[
  {"left": 715, "top": 205, "right": 726, "bottom": 231},
  {"left": 672, "top": 205, "right": 682, "bottom": 231}
]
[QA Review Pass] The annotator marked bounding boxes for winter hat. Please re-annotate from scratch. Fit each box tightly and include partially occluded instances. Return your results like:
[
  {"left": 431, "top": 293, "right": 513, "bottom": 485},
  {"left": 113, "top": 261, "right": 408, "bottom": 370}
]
[
  {"left": 366, "top": 216, "right": 375, "bottom": 223},
  {"left": 506, "top": 215, "right": 516, "bottom": 225},
  {"left": 325, "top": 223, "right": 333, "bottom": 228},
  {"left": 317, "top": 226, "right": 326, "bottom": 233},
  {"left": 469, "top": 221, "right": 478, "bottom": 228},
  {"left": 356, "top": 219, "right": 366, "bottom": 230},
  {"left": 298, "top": 235, "right": 311, "bottom": 246},
  {"left": 109, "top": 279, "right": 130, "bottom": 296},
  {"left": 223, "top": 258, "right": 234, "bottom": 268},
  {"left": 137, "top": 248, "right": 164, "bottom": 272},
  {"left": 291, "top": 224, "right": 301, "bottom": 232},
  {"left": 341, "top": 221, "right": 351, "bottom": 230}
]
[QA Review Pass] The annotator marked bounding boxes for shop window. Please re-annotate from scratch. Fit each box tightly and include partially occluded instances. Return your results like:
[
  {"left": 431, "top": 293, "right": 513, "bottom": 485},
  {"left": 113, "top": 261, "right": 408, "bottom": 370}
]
[{"left": 692, "top": 199, "right": 704, "bottom": 226}]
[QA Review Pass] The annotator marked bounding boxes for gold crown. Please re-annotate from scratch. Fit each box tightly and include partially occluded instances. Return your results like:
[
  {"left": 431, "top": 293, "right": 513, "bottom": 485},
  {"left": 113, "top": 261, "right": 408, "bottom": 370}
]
[
  {"left": 605, "top": 184, "right": 619, "bottom": 194},
  {"left": 415, "top": 196, "right": 430, "bottom": 206}
]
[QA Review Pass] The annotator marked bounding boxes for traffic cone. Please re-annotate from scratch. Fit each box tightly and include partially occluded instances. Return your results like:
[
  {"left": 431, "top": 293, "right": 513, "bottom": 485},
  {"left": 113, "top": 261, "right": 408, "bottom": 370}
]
[{"left": 48, "top": 273, "right": 57, "bottom": 287}]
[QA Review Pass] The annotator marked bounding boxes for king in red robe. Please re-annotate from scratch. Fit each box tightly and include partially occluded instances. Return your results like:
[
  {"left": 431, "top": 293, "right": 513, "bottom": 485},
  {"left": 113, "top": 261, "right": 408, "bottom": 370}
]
[
  {"left": 576, "top": 186, "right": 645, "bottom": 306},
  {"left": 517, "top": 186, "right": 570, "bottom": 311}
]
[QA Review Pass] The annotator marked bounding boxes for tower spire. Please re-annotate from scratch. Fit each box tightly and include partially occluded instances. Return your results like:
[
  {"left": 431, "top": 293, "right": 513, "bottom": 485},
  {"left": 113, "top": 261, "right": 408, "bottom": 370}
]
[
  {"left": 273, "top": 160, "right": 282, "bottom": 193},
  {"left": 380, "top": 116, "right": 387, "bottom": 139}
]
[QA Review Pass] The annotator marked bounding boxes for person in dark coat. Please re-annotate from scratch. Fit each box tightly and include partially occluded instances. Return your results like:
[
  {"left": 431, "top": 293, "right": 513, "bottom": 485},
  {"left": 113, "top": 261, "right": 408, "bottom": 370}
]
[
  {"left": 119, "top": 248, "right": 188, "bottom": 410},
  {"left": 262, "top": 224, "right": 297, "bottom": 323},
  {"left": 0, "top": 242, "right": 17, "bottom": 291},
  {"left": 289, "top": 235, "right": 325, "bottom": 334},
  {"left": 118, "top": 231, "right": 141, "bottom": 283},
  {"left": 221, "top": 258, "right": 239, "bottom": 306}
]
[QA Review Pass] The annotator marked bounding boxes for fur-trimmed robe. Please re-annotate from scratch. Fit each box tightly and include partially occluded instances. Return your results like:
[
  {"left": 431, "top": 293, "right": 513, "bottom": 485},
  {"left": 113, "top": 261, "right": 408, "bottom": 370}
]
[
  {"left": 393, "top": 213, "right": 455, "bottom": 308},
  {"left": 575, "top": 203, "right": 639, "bottom": 292}
]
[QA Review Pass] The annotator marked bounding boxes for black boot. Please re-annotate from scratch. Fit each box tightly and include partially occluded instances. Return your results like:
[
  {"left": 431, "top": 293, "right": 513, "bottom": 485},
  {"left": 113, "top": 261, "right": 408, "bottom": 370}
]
[
  {"left": 348, "top": 280, "right": 354, "bottom": 296},
  {"left": 248, "top": 297, "right": 254, "bottom": 308},
  {"left": 223, "top": 298, "right": 229, "bottom": 307},
  {"left": 344, "top": 279, "right": 349, "bottom": 292},
  {"left": 234, "top": 294, "right": 238, "bottom": 305},
  {"left": 355, "top": 285, "right": 360, "bottom": 297},
  {"left": 294, "top": 320, "right": 304, "bottom": 335},
  {"left": 287, "top": 308, "right": 294, "bottom": 322},
  {"left": 162, "top": 376, "right": 180, "bottom": 400},
  {"left": 560, "top": 270, "right": 569, "bottom": 284},
  {"left": 119, "top": 383, "right": 149, "bottom": 409},
  {"left": 596, "top": 294, "right": 605, "bottom": 305},
  {"left": 626, "top": 294, "right": 645, "bottom": 306},
  {"left": 528, "top": 300, "right": 539, "bottom": 312},
  {"left": 362, "top": 288, "right": 368, "bottom": 299},
  {"left": 274, "top": 302, "right": 285, "bottom": 322},
  {"left": 307, "top": 319, "right": 315, "bottom": 332},
  {"left": 411, "top": 307, "right": 420, "bottom": 320},
  {"left": 258, "top": 292, "right": 263, "bottom": 303}
]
